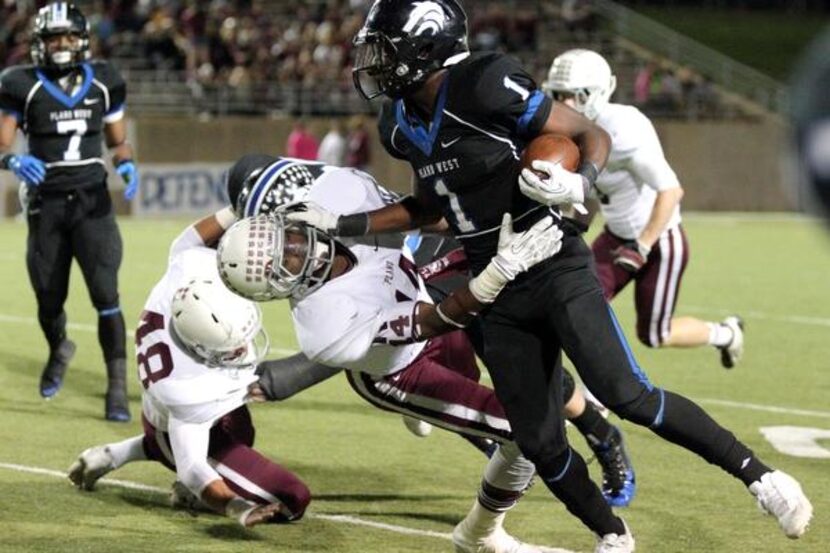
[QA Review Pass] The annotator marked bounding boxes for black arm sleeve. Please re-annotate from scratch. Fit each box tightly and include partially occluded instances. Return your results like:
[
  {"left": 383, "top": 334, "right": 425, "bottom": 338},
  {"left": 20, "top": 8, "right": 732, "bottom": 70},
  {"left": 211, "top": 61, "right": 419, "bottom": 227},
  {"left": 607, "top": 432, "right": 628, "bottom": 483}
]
[{"left": 255, "top": 353, "right": 343, "bottom": 401}]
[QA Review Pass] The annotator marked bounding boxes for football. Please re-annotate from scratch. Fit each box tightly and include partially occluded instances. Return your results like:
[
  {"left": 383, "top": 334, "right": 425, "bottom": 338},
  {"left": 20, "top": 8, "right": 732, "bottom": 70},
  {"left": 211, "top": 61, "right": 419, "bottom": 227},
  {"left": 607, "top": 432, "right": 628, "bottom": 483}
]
[{"left": 520, "top": 134, "right": 581, "bottom": 174}]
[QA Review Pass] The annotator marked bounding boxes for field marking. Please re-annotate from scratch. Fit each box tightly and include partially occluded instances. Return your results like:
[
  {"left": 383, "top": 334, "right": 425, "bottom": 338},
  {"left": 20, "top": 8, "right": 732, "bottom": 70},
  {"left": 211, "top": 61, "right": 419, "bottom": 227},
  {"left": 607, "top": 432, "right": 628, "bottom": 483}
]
[
  {"left": 0, "top": 313, "right": 297, "bottom": 356},
  {"left": 2, "top": 312, "right": 828, "bottom": 420},
  {"left": 682, "top": 305, "right": 830, "bottom": 328},
  {"left": 0, "top": 461, "right": 576, "bottom": 553},
  {"left": 696, "top": 399, "right": 830, "bottom": 419},
  {"left": 682, "top": 212, "right": 819, "bottom": 224}
]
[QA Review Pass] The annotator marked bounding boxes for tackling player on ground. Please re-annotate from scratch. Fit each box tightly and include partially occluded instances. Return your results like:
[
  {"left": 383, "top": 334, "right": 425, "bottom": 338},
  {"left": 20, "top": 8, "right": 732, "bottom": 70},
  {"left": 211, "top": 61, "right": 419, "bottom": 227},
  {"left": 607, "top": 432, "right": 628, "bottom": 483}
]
[
  {"left": 67, "top": 208, "right": 311, "bottom": 527},
  {"left": 0, "top": 2, "right": 139, "bottom": 420},
  {"left": 542, "top": 49, "right": 744, "bottom": 368}
]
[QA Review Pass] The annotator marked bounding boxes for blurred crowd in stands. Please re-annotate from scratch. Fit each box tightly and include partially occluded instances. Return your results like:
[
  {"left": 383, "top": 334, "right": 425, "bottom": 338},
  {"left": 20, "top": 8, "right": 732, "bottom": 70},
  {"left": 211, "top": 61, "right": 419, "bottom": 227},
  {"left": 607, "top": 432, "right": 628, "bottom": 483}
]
[{"left": 1, "top": 0, "right": 728, "bottom": 119}]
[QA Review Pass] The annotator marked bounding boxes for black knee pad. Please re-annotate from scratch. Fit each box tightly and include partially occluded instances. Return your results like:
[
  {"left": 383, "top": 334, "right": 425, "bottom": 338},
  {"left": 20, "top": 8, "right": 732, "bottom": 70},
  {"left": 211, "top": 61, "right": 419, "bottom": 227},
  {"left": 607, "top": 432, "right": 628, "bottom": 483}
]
[
  {"left": 612, "top": 386, "right": 665, "bottom": 427},
  {"left": 561, "top": 369, "right": 576, "bottom": 403}
]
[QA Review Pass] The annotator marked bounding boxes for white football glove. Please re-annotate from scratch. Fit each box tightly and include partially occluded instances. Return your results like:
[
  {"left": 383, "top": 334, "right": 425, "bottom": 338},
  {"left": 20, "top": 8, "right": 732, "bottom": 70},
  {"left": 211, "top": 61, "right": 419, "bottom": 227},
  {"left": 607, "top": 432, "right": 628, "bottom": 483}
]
[
  {"left": 492, "top": 213, "right": 564, "bottom": 280},
  {"left": 519, "top": 160, "right": 587, "bottom": 213},
  {"left": 469, "top": 213, "right": 564, "bottom": 303},
  {"left": 281, "top": 201, "right": 339, "bottom": 233}
]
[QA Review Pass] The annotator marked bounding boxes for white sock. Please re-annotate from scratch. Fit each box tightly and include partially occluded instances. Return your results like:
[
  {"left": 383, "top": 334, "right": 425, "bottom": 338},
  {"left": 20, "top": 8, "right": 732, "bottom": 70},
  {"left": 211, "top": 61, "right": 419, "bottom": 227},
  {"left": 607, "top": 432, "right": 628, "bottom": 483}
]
[
  {"left": 106, "top": 435, "right": 147, "bottom": 469},
  {"left": 463, "top": 499, "right": 504, "bottom": 536},
  {"left": 707, "top": 322, "right": 734, "bottom": 347}
]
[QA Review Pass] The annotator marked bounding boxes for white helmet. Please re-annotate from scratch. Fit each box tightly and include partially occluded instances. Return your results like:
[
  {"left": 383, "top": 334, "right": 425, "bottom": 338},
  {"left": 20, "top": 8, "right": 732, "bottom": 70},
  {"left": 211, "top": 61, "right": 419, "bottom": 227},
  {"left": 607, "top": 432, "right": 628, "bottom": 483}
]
[
  {"left": 217, "top": 213, "right": 336, "bottom": 301},
  {"left": 170, "top": 278, "right": 269, "bottom": 369},
  {"left": 542, "top": 49, "right": 617, "bottom": 120}
]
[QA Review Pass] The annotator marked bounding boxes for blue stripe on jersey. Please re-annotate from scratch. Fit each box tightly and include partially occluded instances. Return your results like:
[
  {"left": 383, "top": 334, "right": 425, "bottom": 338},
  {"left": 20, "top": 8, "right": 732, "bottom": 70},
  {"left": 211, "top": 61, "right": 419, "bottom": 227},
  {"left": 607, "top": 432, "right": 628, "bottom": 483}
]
[
  {"left": 606, "top": 303, "right": 653, "bottom": 391},
  {"left": 245, "top": 158, "right": 292, "bottom": 217},
  {"left": 516, "top": 90, "right": 545, "bottom": 136},
  {"left": 36, "top": 63, "right": 94, "bottom": 109},
  {"left": 395, "top": 77, "right": 449, "bottom": 156}
]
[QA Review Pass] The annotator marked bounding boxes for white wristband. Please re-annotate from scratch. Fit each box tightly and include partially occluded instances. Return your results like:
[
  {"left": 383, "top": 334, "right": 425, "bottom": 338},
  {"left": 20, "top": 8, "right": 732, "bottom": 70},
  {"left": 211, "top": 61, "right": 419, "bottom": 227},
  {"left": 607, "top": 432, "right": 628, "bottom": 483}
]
[
  {"left": 215, "top": 206, "right": 237, "bottom": 230},
  {"left": 468, "top": 262, "right": 510, "bottom": 304},
  {"left": 225, "top": 496, "right": 258, "bottom": 526}
]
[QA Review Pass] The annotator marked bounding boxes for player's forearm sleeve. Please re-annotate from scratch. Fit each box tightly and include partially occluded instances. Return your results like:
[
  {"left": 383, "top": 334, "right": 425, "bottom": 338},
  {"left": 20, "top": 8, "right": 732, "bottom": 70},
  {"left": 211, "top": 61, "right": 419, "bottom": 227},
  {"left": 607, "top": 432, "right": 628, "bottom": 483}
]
[{"left": 256, "top": 353, "right": 343, "bottom": 401}]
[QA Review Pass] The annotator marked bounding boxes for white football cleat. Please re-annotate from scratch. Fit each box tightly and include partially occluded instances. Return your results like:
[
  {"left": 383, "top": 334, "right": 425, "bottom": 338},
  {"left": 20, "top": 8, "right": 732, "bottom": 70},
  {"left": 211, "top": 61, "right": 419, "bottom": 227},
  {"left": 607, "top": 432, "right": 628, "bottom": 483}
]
[
  {"left": 67, "top": 445, "right": 115, "bottom": 491},
  {"left": 453, "top": 519, "right": 541, "bottom": 553},
  {"left": 718, "top": 316, "right": 744, "bottom": 369},
  {"left": 402, "top": 415, "right": 433, "bottom": 437},
  {"left": 595, "top": 518, "right": 635, "bottom": 553},
  {"left": 749, "top": 470, "right": 813, "bottom": 539}
]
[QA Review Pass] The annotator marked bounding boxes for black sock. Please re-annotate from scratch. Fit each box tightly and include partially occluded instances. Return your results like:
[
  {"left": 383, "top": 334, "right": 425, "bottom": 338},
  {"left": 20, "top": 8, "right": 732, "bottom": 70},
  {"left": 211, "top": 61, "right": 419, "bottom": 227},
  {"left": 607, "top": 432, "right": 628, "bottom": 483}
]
[
  {"left": 540, "top": 447, "right": 625, "bottom": 536},
  {"left": 98, "top": 311, "right": 126, "bottom": 362},
  {"left": 571, "top": 402, "right": 615, "bottom": 449},
  {"left": 39, "top": 310, "right": 67, "bottom": 350},
  {"left": 651, "top": 390, "right": 771, "bottom": 486}
]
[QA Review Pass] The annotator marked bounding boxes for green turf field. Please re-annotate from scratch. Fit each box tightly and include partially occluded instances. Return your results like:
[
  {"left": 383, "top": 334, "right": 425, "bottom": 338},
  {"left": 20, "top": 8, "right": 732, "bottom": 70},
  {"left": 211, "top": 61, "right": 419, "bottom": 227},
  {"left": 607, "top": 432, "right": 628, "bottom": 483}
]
[{"left": 0, "top": 214, "right": 827, "bottom": 553}]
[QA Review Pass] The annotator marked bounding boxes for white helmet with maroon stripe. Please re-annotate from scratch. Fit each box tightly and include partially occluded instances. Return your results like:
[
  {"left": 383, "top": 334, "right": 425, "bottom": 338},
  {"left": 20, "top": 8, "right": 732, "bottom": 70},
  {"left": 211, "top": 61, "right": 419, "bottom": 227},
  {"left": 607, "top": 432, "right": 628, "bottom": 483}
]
[
  {"left": 542, "top": 49, "right": 617, "bottom": 120},
  {"left": 217, "top": 213, "right": 336, "bottom": 302},
  {"left": 170, "top": 278, "right": 269, "bottom": 368}
]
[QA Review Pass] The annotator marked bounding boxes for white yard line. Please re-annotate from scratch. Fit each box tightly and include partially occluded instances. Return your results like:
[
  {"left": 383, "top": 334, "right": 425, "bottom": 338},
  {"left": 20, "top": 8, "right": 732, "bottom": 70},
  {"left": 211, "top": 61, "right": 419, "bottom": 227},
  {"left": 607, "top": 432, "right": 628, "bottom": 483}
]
[
  {"left": 681, "top": 212, "right": 819, "bottom": 224},
  {"left": 681, "top": 305, "right": 830, "bottom": 328},
  {"left": 696, "top": 399, "right": 830, "bottom": 419},
  {"left": 2, "top": 313, "right": 828, "bottom": 419},
  {"left": 0, "top": 461, "right": 575, "bottom": 553},
  {"left": 0, "top": 313, "right": 297, "bottom": 356}
]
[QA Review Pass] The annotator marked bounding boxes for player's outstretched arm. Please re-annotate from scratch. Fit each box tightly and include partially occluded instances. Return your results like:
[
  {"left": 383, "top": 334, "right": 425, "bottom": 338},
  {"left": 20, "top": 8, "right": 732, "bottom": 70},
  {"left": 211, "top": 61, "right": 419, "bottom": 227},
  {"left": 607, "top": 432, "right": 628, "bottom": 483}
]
[
  {"left": 416, "top": 214, "right": 564, "bottom": 338},
  {"left": 285, "top": 183, "right": 443, "bottom": 237},
  {"left": 167, "top": 207, "right": 237, "bottom": 258},
  {"left": 252, "top": 353, "right": 343, "bottom": 402}
]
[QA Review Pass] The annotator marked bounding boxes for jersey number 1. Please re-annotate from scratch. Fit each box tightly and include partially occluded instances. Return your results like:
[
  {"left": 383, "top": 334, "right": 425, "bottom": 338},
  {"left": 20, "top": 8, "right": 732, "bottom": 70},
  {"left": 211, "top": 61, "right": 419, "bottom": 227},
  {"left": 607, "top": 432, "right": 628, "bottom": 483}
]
[
  {"left": 56, "top": 119, "right": 88, "bottom": 161},
  {"left": 435, "top": 178, "right": 475, "bottom": 232}
]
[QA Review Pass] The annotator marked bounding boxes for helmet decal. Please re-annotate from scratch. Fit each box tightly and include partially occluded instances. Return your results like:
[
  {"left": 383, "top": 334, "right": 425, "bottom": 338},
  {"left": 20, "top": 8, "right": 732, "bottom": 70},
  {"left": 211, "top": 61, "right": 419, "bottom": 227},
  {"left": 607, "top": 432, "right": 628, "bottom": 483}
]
[{"left": 403, "top": 2, "right": 446, "bottom": 36}]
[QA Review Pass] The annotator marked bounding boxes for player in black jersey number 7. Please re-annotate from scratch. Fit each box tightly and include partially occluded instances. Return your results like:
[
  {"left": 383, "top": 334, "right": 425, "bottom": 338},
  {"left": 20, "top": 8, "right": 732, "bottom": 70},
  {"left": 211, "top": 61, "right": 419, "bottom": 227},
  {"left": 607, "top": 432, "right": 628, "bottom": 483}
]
[
  {"left": 0, "top": 2, "right": 139, "bottom": 421},
  {"left": 286, "top": 0, "right": 813, "bottom": 550}
]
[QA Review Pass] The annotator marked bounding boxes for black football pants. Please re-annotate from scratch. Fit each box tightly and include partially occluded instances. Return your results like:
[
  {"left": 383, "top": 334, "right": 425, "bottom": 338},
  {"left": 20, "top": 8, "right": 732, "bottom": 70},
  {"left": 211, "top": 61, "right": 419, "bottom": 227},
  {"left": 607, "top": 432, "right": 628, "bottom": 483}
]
[
  {"left": 478, "top": 235, "right": 760, "bottom": 533},
  {"left": 25, "top": 183, "right": 126, "bottom": 362}
]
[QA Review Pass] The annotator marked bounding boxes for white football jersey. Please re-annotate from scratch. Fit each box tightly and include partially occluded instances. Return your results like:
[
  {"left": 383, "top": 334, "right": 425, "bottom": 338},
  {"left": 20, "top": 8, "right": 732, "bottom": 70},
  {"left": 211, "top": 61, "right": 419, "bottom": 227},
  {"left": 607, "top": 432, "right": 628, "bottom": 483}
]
[
  {"left": 290, "top": 168, "right": 428, "bottom": 377},
  {"left": 593, "top": 103, "right": 682, "bottom": 239},
  {"left": 138, "top": 232, "right": 258, "bottom": 431}
]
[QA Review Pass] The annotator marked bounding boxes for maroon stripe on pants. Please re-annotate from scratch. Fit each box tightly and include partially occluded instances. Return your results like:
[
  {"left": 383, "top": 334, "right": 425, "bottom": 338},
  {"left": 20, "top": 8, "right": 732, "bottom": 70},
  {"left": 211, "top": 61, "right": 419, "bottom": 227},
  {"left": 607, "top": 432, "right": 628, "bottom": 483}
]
[
  {"left": 346, "top": 331, "right": 512, "bottom": 442},
  {"left": 591, "top": 229, "right": 635, "bottom": 300},
  {"left": 211, "top": 443, "right": 311, "bottom": 520},
  {"left": 633, "top": 226, "right": 690, "bottom": 346}
]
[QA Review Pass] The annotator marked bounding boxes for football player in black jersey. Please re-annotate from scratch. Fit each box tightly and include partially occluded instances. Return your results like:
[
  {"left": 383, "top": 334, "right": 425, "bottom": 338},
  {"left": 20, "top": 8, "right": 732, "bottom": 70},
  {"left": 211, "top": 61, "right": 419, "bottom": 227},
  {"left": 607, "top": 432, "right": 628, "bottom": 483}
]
[
  {"left": 0, "top": 3, "right": 139, "bottom": 422},
  {"left": 286, "top": 0, "right": 812, "bottom": 548}
]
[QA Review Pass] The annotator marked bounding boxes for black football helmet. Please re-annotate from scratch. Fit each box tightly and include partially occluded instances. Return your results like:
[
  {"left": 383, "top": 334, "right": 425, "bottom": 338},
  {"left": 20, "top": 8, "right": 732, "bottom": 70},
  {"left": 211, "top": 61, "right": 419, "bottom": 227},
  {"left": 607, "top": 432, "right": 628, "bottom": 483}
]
[
  {"left": 352, "top": 0, "right": 468, "bottom": 100},
  {"left": 31, "top": 2, "right": 90, "bottom": 70},
  {"left": 227, "top": 155, "right": 318, "bottom": 218}
]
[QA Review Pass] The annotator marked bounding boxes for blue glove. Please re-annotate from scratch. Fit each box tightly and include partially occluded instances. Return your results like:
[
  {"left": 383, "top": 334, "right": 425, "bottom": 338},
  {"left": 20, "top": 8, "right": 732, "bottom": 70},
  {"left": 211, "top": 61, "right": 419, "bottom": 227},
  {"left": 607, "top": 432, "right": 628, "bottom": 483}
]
[
  {"left": 117, "top": 160, "right": 139, "bottom": 200},
  {"left": 8, "top": 155, "right": 46, "bottom": 186}
]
